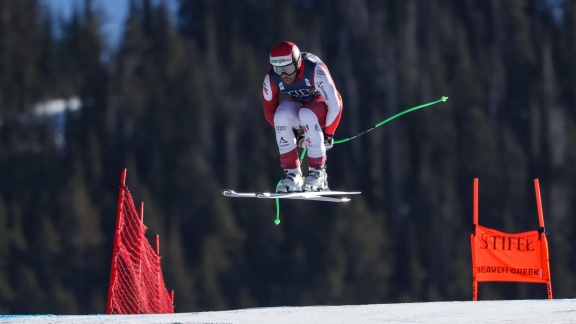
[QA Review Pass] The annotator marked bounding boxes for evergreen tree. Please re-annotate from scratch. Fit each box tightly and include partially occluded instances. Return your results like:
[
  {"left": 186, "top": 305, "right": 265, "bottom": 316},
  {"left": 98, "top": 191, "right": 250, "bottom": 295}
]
[{"left": 1, "top": 0, "right": 576, "bottom": 314}]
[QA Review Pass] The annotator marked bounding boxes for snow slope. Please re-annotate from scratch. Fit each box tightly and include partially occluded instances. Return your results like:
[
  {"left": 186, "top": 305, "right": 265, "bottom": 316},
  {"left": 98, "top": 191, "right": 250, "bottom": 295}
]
[{"left": 1, "top": 299, "right": 575, "bottom": 323}]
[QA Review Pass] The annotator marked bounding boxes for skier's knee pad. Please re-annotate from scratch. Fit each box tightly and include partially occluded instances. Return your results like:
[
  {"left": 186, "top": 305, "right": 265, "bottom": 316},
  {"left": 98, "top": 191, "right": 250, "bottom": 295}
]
[
  {"left": 274, "top": 106, "right": 296, "bottom": 125},
  {"left": 298, "top": 108, "right": 319, "bottom": 126}
]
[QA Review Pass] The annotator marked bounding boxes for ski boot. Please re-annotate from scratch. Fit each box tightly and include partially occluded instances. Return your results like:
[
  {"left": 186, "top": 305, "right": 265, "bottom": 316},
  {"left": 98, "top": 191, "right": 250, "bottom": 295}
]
[
  {"left": 276, "top": 168, "right": 303, "bottom": 193},
  {"left": 303, "top": 165, "right": 329, "bottom": 191}
]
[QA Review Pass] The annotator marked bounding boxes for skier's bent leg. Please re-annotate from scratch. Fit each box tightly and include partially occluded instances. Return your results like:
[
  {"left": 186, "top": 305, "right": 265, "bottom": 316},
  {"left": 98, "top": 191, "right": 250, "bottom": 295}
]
[
  {"left": 274, "top": 104, "right": 303, "bottom": 192},
  {"left": 299, "top": 108, "right": 328, "bottom": 191},
  {"left": 274, "top": 107, "right": 300, "bottom": 169},
  {"left": 299, "top": 108, "right": 326, "bottom": 166}
]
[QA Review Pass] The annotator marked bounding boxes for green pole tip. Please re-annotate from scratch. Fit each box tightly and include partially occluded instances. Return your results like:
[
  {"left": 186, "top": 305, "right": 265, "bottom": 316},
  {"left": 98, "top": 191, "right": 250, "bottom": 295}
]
[
  {"left": 275, "top": 219, "right": 280, "bottom": 225},
  {"left": 441, "top": 96, "right": 448, "bottom": 102}
]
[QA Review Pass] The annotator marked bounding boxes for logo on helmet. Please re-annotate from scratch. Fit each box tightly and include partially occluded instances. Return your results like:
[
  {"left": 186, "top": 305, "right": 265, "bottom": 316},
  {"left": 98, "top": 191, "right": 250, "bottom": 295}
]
[{"left": 270, "top": 57, "right": 292, "bottom": 65}]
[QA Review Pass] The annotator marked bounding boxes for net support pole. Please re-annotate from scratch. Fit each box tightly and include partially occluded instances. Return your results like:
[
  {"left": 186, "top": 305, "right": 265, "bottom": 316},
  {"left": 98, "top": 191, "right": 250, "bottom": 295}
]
[{"left": 107, "top": 168, "right": 128, "bottom": 314}]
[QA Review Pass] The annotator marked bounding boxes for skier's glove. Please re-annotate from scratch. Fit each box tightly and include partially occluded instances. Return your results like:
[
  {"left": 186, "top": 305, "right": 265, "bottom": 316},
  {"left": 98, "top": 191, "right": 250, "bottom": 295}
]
[{"left": 324, "top": 134, "right": 334, "bottom": 151}]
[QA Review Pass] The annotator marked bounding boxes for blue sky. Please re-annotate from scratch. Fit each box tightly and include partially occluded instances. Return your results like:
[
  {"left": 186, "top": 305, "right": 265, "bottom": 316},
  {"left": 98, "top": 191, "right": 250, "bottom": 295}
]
[
  {"left": 41, "top": 0, "right": 177, "bottom": 48},
  {"left": 42, "top": 0, "right": 128, "bottom": 47}
]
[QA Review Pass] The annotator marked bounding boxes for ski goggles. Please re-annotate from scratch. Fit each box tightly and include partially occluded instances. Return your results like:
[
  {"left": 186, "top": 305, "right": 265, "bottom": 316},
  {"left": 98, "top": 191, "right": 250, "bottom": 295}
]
[{"left": 273, "top": 63, "right": 297, "bottom": 76}]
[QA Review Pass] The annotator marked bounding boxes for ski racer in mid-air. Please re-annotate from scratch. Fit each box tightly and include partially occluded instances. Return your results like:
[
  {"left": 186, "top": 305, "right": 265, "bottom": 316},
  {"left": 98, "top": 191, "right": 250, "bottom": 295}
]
[{"left": 262, "top": 41, "right": 343, "bottom": 193}]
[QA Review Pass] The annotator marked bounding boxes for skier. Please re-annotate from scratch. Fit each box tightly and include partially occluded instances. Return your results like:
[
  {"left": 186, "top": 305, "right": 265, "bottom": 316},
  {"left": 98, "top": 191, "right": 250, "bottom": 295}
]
[{"left": 262, "top": 41, "right": 343, "bottom": 192}]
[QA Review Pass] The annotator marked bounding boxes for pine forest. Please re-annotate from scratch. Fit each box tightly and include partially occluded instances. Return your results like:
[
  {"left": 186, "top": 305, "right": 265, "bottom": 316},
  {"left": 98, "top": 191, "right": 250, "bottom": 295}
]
[{"left": 0, "top": 0, "right": 575, "bottom": 314}]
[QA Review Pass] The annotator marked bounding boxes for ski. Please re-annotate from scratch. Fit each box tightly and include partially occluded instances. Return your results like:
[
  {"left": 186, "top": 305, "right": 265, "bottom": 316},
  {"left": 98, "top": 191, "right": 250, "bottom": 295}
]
[
  {"left": 257, "top": 192, "right": 353, "bottom": 202},
  {"left": 220, "top": 189, "right": 360, "bottom": 203},
  {"left": 256, "top": 191, "right": 361, "bottom": 199},
  {"left": 221, "top": 189, "right": 257, "bottom": 198}
]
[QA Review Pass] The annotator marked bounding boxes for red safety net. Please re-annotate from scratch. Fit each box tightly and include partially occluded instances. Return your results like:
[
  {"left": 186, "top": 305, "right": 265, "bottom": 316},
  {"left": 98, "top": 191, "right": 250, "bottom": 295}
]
[
  {"left": 470, "top": 178, "right": 552, "bottom": 301},
  {"left": 107, "top": 169, "right": 174, "bottom": 314}
]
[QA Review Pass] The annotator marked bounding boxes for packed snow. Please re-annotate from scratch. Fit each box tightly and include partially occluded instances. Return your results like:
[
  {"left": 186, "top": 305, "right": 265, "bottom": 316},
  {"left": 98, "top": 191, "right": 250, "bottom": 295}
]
[{"left": 1, "top": 299, "right": 574, "bottom": 323}]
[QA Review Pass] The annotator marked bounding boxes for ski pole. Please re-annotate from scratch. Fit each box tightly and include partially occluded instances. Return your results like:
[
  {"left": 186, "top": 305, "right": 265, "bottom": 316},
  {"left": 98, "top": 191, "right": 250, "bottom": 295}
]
[
  {"left": 275, "top": 96, "right": 449, "bottom": 225},
  {"left": 334, "top": 95, "right": 448, "bottom": 144},
  {"left": 297, "top": 96, "right": 448, "bottom": 157}
]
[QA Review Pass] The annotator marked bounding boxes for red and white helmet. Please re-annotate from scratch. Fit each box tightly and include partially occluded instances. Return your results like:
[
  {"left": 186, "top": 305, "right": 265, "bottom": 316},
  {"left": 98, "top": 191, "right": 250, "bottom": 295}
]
[{"left": 269, "top": 41, "right": 301, "bottom": 75}]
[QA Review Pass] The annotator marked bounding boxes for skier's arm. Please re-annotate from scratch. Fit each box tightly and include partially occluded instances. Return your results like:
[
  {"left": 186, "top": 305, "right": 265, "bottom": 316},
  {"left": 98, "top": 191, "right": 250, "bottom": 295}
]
[
  {"left": 314, "top": 62, "right": 342, "bottom": 135},
  {"left": 262, "top": 73, "right": 280, "bottom": 127}
]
